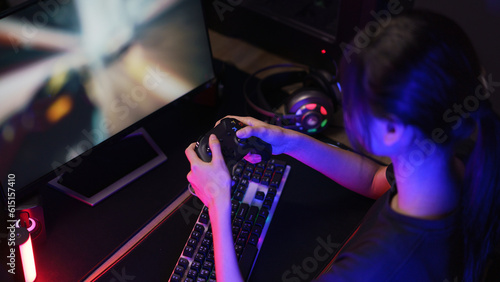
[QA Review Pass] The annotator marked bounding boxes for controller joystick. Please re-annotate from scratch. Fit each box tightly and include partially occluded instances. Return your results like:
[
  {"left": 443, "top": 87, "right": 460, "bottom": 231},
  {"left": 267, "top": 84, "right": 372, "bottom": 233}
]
[{"left": 195, "top": 118, "right": 272, "bottom": 168}]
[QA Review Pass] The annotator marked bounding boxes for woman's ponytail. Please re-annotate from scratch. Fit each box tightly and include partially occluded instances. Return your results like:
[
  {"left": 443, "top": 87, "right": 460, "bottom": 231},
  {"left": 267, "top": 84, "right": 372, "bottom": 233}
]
[{"left": 462, "top": 102, "right": 500, "bottom": 281}]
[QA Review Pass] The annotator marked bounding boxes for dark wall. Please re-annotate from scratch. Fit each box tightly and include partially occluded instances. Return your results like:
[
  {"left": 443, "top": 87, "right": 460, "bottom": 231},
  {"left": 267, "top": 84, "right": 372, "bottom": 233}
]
[{"left": 414, "top": 0, "right": 500, "bottom": 114}]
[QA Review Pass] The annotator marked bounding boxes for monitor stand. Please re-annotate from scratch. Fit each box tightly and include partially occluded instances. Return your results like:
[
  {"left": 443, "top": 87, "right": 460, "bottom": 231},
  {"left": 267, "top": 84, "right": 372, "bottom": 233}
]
[{"left": 49, "top": 128, "right": 167, "bottom": 206}]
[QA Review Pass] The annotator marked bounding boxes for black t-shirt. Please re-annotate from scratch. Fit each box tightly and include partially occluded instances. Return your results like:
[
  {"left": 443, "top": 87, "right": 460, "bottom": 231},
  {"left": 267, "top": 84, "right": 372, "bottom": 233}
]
[{"left": 316, "top": 165, "right": 464, "bottom": 281}]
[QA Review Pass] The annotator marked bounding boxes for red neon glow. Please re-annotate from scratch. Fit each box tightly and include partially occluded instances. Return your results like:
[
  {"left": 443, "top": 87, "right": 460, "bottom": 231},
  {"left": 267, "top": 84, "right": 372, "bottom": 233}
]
[
  {"left": 19, "top": 235, "right": 37, "bottom": 282},
  {"left": 321, "top": 49, "right": 326, "bottom": 54},
  {"left": 305, "top": 103, "right": 317, "bottom": 110},
  {"left": 320, "top": 106, "right": 327, "bottom": 115}
]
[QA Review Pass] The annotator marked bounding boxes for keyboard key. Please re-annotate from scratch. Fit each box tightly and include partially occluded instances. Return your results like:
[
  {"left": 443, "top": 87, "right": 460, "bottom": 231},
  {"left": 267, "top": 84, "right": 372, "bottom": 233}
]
[
  {"left": 270, "top": 179, "right": 280, "bottom": 187},
  {"left": 255, "top": 191, "right": 265, "bottom": 201},
  {"left": 242, "top": 222, "right": 253, "bottom": 231},
  {"left": 248, "top": 234, "right": 259, "bottom": 246},
  {"left": 199, "top": 269, "right": 211, "bottom": 279},
  {"left": 231, "top": 200, "right": 240, "bottom": 211},
  {"left": 236, "top": 185, "right": 247, "bottom": 193},
  {"left": 174, "top": 265, "right": 185, "bottom": 275},
  {"left": 183, "top": 246, "right": 194, "bottom": 258},
  {"left": 239, "top": 230, "right": 249, "bottom": 240},
  {"left": 191, "top": 261, "right": 201, "bottom": 271},
  {"left": 240, "top": 178, "right": 249, "bottom": 187},
  {"left": 178, "top": 258, "right": 189, "bottom": 268},
  {"left": 255, "top": 216, "right": 266, "bottom": 227},
  {"left": 206, "top": 250, "right": 214, "bottom": 262},
  {"left": 259, "top": 207, "right": 269, "bottom": 219},
  {"left": 265, "top": 193, "right": 275, "bottom": 201},
  {"left": 170, "top": 273, "right": 181, "bottom": 282},
  {"left": 236, "top": 203, "right": 249, "bottom": 219},
  {"left": 195, "top": 224, "right": 204, "bottom": 233},
  {"left": 235, "top": 244, "right": 244, "bottom": 255},
  {"left": 251, "top": 174, "right": 261, "bottom": 183},
  {"left": 261, "top": 176, "right": 271, "bottom": 186},
  {"left": 263, "top": 169, "right": 273, "bottom": 177},
  {"left": 198, "top": 246, "right": 208, "bottom": 255},
  {"left": 233, "top": 225, "right": 241, "bottom": 234},
  {"left": 233, "top": 167, "right": 243, "bottom": 177},
  {"left": 269, "top": 159, "right": 286, "bottom": 167},
  {"left": 246, "top": 206, "right": 259, "bottom": 223},
  {"left": 262, "top": 199, "right": 273, "bottom": 210},
  {"left": 233, "top": 191, "right": 244, "bottom": 201},
  {"left": 238, "top": 244, "right": 258, "bottom": 279},
  {"left": 233, "top": 217, "right": 243, "bottom": 228},
  {"left": 236, "top": 236, "right": 246, "bottom": 246},
  {"left": 242, "top": 171, "right": 252, "bottom": 179},
  {"left": 187, "top": 269, "right": 198, "bottom": 279},
  {"left": 275, "top": 166, "right": 285, "bottom": 174},
  {"left": 191, "top": 231, "right": 201, "bottom": 240},
  {"left": 267, "top": 187, "right": 277, "bottom": 196},
  {"left": 202, "top": 261, "right": 213, "bottom": 271},
  {"left": 205, "top": 231, "right": 213, "bottom": 240},
  {"left": 254, "top": 167, "right": 264, "bottom": 175},
  {"left": 188, "top": 238, "right": 198, "bottom": 248},
  {"left": 251, "top": 225, "right": 262, "bottom": 236},
  {"left": 245, "top": 163, "right": 255, "bottom": 172},
  {"left": 199, "top": 213, "right": 209, "bottom": 224},
  {"left": 202, "top": 238, "right": 212, "bottom": 247},
  {"left": 195, "top": 253, "right": 205, "bottom": 262}
]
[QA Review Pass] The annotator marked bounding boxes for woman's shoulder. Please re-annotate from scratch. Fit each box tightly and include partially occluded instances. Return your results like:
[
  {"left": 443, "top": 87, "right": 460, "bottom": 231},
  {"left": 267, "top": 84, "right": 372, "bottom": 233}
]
[{"left": 318, "top": 189, "right": 463, "bottom": 281}]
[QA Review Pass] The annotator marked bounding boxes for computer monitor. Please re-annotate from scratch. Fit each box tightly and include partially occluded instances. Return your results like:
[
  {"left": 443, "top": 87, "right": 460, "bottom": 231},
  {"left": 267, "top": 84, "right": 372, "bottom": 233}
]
[{"left": 0, "top": 0, "right": 215, "bottom": 205}]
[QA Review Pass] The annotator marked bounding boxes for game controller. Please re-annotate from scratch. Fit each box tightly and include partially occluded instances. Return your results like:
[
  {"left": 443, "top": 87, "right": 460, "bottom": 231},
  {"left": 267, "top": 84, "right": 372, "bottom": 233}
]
[{"left": 195, "top": 118, "right": 272, "bottom": 168}]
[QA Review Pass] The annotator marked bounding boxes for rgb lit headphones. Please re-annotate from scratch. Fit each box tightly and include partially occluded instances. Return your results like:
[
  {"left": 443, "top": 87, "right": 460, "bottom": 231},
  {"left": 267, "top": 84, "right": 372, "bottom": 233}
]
[{"left": 244, "top": 63, "right": 341, "bottom": 134}]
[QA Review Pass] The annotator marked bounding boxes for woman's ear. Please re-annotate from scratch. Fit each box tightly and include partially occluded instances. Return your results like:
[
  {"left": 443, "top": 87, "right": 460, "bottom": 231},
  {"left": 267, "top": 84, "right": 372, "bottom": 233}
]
[{"left": 383, "top": 119, "right": 406, "bottom": 147}]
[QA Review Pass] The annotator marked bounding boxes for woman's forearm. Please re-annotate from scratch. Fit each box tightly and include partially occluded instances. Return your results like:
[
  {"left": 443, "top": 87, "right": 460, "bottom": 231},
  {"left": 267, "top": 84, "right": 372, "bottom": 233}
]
[
  {"left": 208, "top": 201, "right": 244, "bottom": 282},
  {"left": 285, "top": 132, "right": 388, "bottom": 199}
]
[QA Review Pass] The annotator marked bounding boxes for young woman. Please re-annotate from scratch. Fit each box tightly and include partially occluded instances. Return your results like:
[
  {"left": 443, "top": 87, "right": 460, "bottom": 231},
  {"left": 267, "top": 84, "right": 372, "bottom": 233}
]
[{"left": 185, "top": 10, "right": 500, "bottom": 281}]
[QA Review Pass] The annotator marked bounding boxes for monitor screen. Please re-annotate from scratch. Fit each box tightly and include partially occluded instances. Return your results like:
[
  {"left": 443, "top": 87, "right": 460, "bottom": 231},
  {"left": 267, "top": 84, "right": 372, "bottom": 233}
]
[{"left": 0, "top": 0, "right": 214, "bottom": 197}]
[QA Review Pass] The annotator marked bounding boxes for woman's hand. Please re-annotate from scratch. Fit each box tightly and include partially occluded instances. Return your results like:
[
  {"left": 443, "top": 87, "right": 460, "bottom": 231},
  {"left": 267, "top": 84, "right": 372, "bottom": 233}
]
[
  {"left": 221, "top": 116, "right": 299, "bottom": 159},
  {"left": 185, "top": 134, "right": 232, "bottom": 211}
]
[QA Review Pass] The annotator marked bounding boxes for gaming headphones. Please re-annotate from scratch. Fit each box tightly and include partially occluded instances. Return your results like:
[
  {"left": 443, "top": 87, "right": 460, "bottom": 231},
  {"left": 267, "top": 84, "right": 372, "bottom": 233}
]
[{"left": 243, "top": 63, "right": 342, "bottom": 134}]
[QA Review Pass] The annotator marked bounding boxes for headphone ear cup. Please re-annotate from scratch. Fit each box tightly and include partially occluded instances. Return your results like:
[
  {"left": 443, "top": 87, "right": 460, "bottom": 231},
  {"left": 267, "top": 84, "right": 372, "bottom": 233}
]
[
  {"left": 286, "top": 88, "right": 334, "bottom": 134},
  {"left": 303, "top": 69, "right": 337, "bottom": 101}
]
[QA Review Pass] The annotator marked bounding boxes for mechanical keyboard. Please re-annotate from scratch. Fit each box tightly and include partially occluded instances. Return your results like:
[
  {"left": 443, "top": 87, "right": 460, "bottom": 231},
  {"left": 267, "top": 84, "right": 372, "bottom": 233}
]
[{"left": 169, "top": 158, "right": 291, "bottom": 281}]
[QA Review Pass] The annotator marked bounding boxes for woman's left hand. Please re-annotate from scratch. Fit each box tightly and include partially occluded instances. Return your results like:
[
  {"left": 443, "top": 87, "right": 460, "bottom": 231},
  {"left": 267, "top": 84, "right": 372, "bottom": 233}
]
[{"left": 185, "top": 134, "right": 232, "bottom": 210}]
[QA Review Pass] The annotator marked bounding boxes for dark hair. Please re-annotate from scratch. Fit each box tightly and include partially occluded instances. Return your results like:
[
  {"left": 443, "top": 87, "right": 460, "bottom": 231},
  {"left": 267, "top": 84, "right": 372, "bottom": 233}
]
[{"left": 339, "top": 10, "right": 500, "bottom": 281}]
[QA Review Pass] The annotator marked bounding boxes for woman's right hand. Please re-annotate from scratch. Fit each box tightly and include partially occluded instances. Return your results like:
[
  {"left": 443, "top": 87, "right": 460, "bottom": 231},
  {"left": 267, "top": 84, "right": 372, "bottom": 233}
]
[{"left": 221, "top": 116, "right": 299, "bottom": 157}]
